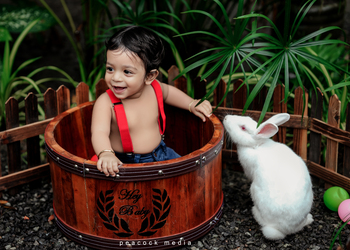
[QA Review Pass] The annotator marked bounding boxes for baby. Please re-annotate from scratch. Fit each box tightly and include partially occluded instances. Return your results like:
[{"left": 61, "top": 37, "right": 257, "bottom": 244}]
[{"left": 91, "top": 26, "right": 212, "bottom": 177}]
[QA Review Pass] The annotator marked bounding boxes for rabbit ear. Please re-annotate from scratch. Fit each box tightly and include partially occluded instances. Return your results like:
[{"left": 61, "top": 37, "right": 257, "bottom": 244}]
[
  {"left": 255, "top": 113, "right": 288, "bottom": 138},
  {"left": 264, "top": 113, "right": 290, "bottom": 126},
  {"left": 255, "top": 123, "right": 279, "bottom": 138}
]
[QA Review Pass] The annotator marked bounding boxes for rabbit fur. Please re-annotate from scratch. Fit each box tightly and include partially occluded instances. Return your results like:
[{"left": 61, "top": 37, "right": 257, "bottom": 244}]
[{"left": 223, "top": 113, "right": 313, "bottom": 240}]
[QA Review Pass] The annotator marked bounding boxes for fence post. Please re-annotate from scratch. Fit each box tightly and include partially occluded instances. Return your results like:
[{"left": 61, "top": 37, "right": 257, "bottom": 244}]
[
  {"left": 213, "top": 79, "right": 227, "bottom": 107},
  {"left": 167, "top": 65, "right": 179, "bottom": 86},
  {"left": 293, "top": 87, "right": 308, "bottom": 160},
  {"left": 25, "top": 93, "right": 41, "bottom": 168},
  {"left": 168, "top": 66, "right": 187, "bottom": 94},
  {"left": 222, "top": 79, "right": 247, "bottom": 171},
  {"left": 5, "top": 97, "right": 21, "bottom": 195},
  {"left": 309, "top": 88, "right": 323, "bottom": 165},
  {"left": 232, "top": 79, "right": 246, "bottom": 109},
  {"left": 44, "top": 88, "right": 58, "bottom": 119},
  {"left": 76, "top": 82, "right": 90, "bottom": 105},
  {"left": 56, "top": 85, "right": 70, "bottom": 114},
  {"left": 95, "top": 79, "right": 108, "bottom": 100},
  {"left": 273, "top": 84, "right": 287, "bottom": 143},
  {"left": 325, "top": 94, "right": 341, "bottom": 189},
  {"left": 193, "top": 76, "right": 207, "bottom": 100},
  {"left": 251, "top": 86, "right": 267, "bottom": 111},
  {"left": 343, "top": 103, "right": 350, "bottom": 178}
]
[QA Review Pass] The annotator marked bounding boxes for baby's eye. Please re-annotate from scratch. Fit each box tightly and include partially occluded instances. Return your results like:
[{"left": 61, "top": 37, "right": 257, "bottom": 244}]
[
  {"left": 106, "top": 66, "right": 114, "bottom": 72},
  {"left": 124, "top": 69, "right": 132, "bottom": 75}
]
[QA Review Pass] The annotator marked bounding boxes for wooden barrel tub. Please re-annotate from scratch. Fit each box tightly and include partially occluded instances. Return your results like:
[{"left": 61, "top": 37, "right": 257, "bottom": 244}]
[{"left": 45, "top": 101, "right": 224, "bottom": 249}]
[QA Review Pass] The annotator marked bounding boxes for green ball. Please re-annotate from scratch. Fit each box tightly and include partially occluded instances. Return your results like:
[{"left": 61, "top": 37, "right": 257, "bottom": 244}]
[{"left": 323, "top": 186, "right": 350, "bottom": 211}]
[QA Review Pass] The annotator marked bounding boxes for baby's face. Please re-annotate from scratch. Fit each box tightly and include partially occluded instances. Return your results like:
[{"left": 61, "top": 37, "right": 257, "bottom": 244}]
[{"left": 105, "top": 49, "right": 148, "bottom": 100}]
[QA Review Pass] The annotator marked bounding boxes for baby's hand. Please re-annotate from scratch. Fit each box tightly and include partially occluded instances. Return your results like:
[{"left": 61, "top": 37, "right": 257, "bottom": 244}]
[
  {"left": 97, "top": 152, "right": 123, "bottom": 177},
  {"left": 190, "top": 99, "right": 212, "bottom": 122}
]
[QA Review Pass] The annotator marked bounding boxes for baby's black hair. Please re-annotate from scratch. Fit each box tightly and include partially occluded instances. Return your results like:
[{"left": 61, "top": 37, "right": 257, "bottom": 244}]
[{"left": 105, "top": 26, "right": 165, "bottom": 73}]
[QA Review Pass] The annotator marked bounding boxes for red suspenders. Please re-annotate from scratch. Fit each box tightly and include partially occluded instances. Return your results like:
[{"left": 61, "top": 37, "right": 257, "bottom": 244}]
[{"left": 106, "top": 80, "right": 166, "bottom": 153}]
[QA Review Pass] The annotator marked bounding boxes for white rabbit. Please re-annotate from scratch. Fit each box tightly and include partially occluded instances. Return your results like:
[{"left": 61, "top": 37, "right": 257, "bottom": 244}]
[{"left": 223, "top": 113, "right": 313, "bottom": 240}]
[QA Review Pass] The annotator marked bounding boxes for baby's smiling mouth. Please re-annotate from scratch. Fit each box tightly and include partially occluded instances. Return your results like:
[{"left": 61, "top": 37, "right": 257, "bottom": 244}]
[{"left": 113, "top": 86, "right": 126, "bottom": 93}]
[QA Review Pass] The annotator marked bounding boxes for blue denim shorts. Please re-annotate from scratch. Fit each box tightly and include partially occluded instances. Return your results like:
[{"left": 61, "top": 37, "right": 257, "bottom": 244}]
[{"left": 114, "top": 140, "right": 180, "bottom": 163}]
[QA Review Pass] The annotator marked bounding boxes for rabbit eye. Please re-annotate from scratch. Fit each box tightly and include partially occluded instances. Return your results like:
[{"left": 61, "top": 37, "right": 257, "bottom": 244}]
[{"left": 241, "top": 125, "right": 246, "bottom": 131}]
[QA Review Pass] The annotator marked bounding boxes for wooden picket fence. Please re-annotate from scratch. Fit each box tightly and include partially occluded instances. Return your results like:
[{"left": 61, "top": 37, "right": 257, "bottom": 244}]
[
  {"left": 0, "top": 80, "right": 108, "bottom": 194},
  {"left": 212, "top": 79, "right": 350, "bottom": 191},
  {"left": 0, "top": 66, "right": 350, "bottom": 196}
]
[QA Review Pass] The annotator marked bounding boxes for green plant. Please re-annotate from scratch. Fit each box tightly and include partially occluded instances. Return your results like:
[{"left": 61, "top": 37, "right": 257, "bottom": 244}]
[
  {"left": 38, "top": 0, "right": 250, "bottom": 98},
  {"left": 329, "top": 215, "right": 350, "bottom": 250},
  {"left": 239, "top": 0, "right": 349, "bottom": 124},
  {"left": 175, "top": 0, "right": 266, "bottom": 108},
  {"left": 39, "top": 0, "right": 110, "bottom": 99},
  {"left": 0, "top": 20, "right": 76, "bottom": 128},
  {"left": 282, "top": 33, "right": 350, "bottom": 127},
  {"left": 0, "top": 3, "right": 56, "bottom": 33},
  {"left": 177, "top": 0, "right": 350, "bottom": 124}
]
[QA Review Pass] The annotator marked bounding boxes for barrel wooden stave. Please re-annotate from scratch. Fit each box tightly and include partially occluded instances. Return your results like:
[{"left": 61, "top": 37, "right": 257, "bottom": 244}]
[
  {"left": 50, "top": 162, "right": 222, "bottom": 239},
  {"left": 45, "top": 101, "right": 223, "bottom": 245}
]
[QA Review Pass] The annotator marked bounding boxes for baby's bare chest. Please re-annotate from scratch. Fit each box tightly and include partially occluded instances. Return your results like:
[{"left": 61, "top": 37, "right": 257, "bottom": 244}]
[
  {"left": 128, "top": 105, "right": 158, "bottom": 130},
  {"left": 111, "top": 96, "right": 159, "bottom": 133}
]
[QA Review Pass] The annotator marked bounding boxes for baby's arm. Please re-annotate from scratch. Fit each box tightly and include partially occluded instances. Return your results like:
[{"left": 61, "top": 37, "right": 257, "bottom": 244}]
[
  {"left": 162, "top": 83, "right": 212, "bottom": 122},
  {"left": 91, "top": 94, "right": 122, "bottom": 177}
]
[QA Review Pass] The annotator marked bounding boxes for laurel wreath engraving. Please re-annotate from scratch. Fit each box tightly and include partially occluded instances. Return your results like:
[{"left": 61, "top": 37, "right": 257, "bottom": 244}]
[
  {"left": 137, "top": 188, "right": 171, "bottom": 236},
  {"left": 97, "top": 188, "right": 171, "bottom": 237},
  {"left": 97, "top": 190, "right": 134, "bottom": 237}
]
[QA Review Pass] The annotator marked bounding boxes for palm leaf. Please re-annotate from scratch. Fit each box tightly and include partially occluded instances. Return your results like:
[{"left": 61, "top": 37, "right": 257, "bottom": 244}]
[
  {"left": 258, "top": 59, "right": 284, "bottom": 125},
  {"left": 202, "top": 56, "right": 233, "bottom": 103},
  {"left": 181, "top": 10, "right": 229, "bottom": 39},
  {"left": 236, "top": 13, "right": 283, "bottom": 42},
  {"left": 177, "top": 50, "right": 229, "bottom": 80},
  {"left": 292, "top": 27, "right": 346, "bottom": 47},
  {"left": 243, "top": 59, "right": 279, "bottom": 114},
  {"left": 289, "top": 0, "right": 314, "bottom": 39},
  {"left": 283, "top": 52, "right": 290, "bottom": 103},
  {"left": 292, "top": 49, "right": 346, "bottom": 73},
  {"left": 214, "top": 0, "right": 234, "bottom": 41},
  {"left": 214, "top": 55, "right": 235, "bottom": 108},
  {"left": 175, "top": 30, "right": 231, "bottom": 46},
  {"left": 202, "top": 51, "right": 233, "bottom": 80}
]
